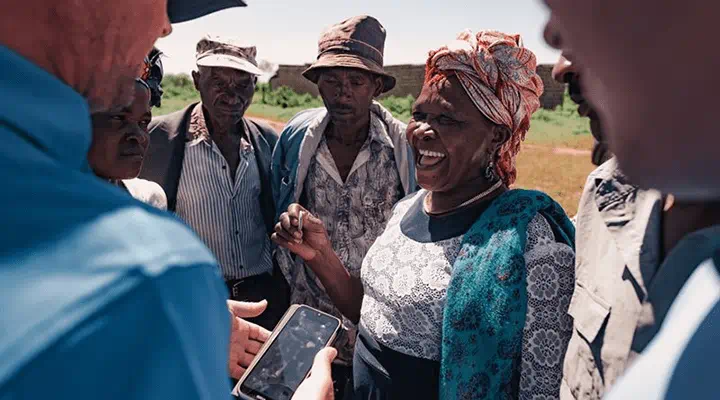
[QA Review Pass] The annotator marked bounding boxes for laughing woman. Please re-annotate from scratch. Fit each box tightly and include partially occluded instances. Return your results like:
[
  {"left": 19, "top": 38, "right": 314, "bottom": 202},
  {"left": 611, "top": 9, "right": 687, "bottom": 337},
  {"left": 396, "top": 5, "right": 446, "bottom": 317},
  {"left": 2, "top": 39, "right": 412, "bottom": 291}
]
[{"left": 273, "top": 30, "right": 575, "bottom": 399}]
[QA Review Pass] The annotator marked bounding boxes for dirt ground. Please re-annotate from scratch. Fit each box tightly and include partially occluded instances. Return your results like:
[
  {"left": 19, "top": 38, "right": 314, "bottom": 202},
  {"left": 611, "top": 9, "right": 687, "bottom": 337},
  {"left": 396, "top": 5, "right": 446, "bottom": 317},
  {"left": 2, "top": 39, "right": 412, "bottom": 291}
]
[{"left": 250, "top": 117, "right": 286, "bottom": 134}]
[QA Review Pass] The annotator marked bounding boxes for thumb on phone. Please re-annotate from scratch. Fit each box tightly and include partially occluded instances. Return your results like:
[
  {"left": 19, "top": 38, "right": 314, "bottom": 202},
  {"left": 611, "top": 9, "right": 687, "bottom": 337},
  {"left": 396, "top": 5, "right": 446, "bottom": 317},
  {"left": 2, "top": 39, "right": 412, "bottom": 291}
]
[
  {"left": 292, "top": 347, "right": 337, "bottom": 400},
  {"left": 310, "top": 347, "right": 337, "bottom": 377}
]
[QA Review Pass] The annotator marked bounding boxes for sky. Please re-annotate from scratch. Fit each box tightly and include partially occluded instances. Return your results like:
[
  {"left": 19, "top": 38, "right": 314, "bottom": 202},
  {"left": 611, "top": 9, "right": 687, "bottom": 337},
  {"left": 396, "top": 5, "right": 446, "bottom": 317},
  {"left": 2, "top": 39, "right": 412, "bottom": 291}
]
[{"left": 156, "top": 0, "right": 558, "bottom": 75}]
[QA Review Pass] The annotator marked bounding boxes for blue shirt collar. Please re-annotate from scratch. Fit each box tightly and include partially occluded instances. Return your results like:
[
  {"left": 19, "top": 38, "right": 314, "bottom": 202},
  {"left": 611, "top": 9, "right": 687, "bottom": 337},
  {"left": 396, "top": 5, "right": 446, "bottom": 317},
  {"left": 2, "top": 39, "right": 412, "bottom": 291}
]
[{"left": 0, "top": 45, "right": 91, "bottom": 170}]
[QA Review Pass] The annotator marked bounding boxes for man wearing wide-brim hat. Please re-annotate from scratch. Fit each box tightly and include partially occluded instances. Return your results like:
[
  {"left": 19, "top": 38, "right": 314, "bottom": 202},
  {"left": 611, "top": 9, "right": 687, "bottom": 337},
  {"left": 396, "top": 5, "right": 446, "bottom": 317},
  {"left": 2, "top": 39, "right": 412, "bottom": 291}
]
[
  {"left": 270, "top": 15, "right": 416, "bottom": 398},
  {"left": 141, "top": 35, "right": 290, "bottom": 333}
]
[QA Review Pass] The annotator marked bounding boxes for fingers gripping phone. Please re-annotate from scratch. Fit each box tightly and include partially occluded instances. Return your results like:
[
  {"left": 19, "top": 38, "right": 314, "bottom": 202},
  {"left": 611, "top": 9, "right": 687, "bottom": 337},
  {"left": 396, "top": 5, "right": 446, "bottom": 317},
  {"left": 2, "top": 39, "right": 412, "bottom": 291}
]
[{"left": 233, "top": 305, "right": 341, "bottom": 400}]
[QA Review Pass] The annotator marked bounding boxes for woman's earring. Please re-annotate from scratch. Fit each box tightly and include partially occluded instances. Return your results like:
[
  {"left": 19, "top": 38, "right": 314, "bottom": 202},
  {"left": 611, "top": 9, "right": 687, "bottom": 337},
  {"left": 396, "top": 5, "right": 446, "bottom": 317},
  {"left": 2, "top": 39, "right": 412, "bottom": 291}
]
[{"left": 484, "top": 160, "right": 495, "bottom": 180}]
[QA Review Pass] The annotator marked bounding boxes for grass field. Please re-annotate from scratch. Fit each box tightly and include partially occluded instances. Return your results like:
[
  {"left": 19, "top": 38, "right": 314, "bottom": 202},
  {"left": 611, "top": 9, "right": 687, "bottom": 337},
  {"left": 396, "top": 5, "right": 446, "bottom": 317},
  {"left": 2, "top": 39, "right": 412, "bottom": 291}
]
[{"left": 154, "top": 75, "right": 596, "bottom": 215}]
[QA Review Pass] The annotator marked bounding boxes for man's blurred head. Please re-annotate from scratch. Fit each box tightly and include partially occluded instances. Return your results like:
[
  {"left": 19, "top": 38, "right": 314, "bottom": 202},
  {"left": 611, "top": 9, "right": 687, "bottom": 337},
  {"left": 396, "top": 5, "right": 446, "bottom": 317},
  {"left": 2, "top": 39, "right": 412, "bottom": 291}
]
[
  {"left": 552, "top": 54, "right": 610, "bottom": 166},
  {"left": 0, "top": 0, "right": 172, "bottom": 112},
  {"left": 542, "top": 3, "right": 720, "bottom": 200}
]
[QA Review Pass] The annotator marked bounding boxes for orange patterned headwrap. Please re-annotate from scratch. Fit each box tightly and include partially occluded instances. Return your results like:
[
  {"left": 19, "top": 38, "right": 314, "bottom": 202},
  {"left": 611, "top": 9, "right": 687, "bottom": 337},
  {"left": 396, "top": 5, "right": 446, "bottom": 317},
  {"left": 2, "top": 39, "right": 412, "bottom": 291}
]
[{"left": 425, "top": 30, "right": 544, "bottom": 186}]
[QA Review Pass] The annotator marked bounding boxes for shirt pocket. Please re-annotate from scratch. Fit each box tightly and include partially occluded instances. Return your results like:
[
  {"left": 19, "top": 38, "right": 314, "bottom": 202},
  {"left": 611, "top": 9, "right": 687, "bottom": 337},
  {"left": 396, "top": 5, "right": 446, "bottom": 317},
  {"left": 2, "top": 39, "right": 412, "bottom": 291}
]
[
  {"left": 276, "top": 167, "right": 294, "bottom": 212},
  {"left": 279, "top": 163, "right": 292, "bottom": 186},
  {"left": 280, "top": 174, "right": 291, "bottom": 189},
  {"left": 567, "top": 281, "right": 611, "bottom": 343}
]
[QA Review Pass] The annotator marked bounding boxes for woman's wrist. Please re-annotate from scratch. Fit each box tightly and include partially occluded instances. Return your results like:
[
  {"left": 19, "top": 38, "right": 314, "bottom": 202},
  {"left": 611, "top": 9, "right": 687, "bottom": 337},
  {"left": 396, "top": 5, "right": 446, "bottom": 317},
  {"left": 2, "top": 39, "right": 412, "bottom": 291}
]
[
  {"left": 309, "top": 242, "right": 334, "bottom": 265},
  {"left": 307, "top": 246, "right": 347, "bottom": 283}
]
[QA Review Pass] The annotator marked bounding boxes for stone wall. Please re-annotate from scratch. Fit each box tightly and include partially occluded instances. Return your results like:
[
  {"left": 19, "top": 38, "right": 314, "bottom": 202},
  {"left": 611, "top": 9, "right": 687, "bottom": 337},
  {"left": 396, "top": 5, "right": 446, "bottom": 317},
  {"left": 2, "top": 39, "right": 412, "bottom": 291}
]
[
  {"left": 536, "top": 64, "right": 565, "bottom": 110},
  {"left": 382, "top": 64, "right": 426, "bottom": 99},
  {"left": 270, "top": 63, "right": 566, "bottom": 110},
  {"left": 270, "top": 64, "right": 319, "bottom": 97}
]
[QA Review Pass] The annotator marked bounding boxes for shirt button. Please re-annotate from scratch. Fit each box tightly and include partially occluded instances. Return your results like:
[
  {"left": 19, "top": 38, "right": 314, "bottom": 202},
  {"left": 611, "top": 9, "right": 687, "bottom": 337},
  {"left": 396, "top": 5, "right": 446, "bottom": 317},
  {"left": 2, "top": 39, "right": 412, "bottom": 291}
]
[
  {"left": 235, "top": 230, "right": 239, "bottom": 235},
  {"left": 222, "top": 165, "right": 227, "bottom": 170}
]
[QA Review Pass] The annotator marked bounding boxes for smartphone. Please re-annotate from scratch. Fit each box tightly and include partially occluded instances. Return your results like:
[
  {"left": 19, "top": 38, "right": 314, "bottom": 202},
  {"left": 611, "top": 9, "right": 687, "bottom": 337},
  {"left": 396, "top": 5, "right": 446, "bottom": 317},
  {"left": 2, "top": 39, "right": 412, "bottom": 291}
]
[{"left": 233, "top": 304, "right": 342, "bottom": 400}]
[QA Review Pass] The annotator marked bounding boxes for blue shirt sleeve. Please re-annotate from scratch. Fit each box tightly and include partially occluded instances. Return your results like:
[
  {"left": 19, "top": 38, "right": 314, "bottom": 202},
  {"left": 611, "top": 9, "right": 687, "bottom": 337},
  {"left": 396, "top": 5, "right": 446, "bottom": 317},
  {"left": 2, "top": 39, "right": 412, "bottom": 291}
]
[
  {"left": 9, "top": 264, "right": 232, "bottom": 400},
  {"left": 603, "top": 259, "right": 720, "bottom": 400},
  {"left": 665, "top": 291, "right": 720, "bottom": 398}
]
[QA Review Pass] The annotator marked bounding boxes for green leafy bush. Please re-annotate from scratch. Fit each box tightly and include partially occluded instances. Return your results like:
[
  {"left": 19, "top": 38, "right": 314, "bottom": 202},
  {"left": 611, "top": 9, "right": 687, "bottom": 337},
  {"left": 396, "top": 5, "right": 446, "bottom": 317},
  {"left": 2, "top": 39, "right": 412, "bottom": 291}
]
[
  {"left": 256, "top": 83, "right": 414, "bottom": 118},
  {"left": 379, "top": 95, "right": 414, "bottom": 122},
  {"left": 161, "top": 74, "right": 196, "bottom": 100},
  {"left": 259, "top": 85, "right": 324, "bottom": 109}
]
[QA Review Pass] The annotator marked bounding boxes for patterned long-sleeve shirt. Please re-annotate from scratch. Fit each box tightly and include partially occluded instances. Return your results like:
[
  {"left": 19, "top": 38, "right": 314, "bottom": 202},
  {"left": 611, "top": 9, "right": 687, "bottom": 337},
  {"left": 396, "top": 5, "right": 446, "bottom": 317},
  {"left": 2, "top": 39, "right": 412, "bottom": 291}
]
[{"left": 276, "top": 115, "right": 405, "bottom": 364}]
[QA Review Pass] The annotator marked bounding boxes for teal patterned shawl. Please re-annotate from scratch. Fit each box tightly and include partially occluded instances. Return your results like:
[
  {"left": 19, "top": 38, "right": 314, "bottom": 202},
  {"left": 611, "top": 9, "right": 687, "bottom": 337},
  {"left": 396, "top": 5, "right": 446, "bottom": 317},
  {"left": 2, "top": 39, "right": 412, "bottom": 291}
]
[{"left": 440, "top": 189, "right": 575, "bottom": 399}]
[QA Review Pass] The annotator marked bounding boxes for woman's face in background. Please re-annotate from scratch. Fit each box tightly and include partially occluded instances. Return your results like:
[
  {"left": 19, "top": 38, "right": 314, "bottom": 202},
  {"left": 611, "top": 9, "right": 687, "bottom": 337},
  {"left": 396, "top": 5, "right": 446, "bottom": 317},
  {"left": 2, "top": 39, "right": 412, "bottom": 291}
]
[{"left": 88, "top": 81, "right": 151, "bottom": 180}]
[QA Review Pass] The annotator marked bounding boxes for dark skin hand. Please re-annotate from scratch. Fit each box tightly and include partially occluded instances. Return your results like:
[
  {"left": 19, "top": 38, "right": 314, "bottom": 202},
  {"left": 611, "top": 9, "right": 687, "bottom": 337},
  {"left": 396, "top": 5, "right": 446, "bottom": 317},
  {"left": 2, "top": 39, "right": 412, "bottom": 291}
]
[
  {"left": 192, "top": 66, "right": 257, "bottom": 181},
  {"left": 316, "top": 67, "right": 384, "bottom": 182},
  {"left": 272, "top": 204, "right": 364, "bottom": 323}
]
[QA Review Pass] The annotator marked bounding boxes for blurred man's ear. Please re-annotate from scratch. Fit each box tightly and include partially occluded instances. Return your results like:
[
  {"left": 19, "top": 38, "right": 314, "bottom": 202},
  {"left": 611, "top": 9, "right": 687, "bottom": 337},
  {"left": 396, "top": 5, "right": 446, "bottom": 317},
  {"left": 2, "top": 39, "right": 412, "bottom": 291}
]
[
  {"left": 373, "top": 75, "right": 384, "bottom": 98},
  {"left": 191, "top": 70, "right": 201, "bottom": 91}
]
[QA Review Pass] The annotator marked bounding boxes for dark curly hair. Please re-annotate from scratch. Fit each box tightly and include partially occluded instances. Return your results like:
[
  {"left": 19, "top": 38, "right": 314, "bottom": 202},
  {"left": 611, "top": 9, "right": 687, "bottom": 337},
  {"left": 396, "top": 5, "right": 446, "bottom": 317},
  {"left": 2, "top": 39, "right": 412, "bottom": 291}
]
[{"left": 145, "top": 47, "right": 164, "bottom": 108}]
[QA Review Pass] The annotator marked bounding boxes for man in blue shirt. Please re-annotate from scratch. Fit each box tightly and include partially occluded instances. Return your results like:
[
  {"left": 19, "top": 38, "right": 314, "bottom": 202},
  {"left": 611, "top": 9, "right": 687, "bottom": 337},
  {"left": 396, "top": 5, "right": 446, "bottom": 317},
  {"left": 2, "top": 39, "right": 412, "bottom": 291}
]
[
  {"left": 0, "top": 0, "right": 287, "bottom": 398},
  {"left": 542, "top": 1, "right": 720, "bottom": 399}
]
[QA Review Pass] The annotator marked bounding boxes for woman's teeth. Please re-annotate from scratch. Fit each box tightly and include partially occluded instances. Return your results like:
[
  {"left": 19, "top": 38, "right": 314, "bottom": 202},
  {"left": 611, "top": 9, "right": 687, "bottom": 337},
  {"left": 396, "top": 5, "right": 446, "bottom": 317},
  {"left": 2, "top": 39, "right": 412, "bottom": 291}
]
[
  {"left": 418, "top": 149, "right": 446, "bottom": 167},
  {"left": 418, "top": 149, "right": 446, "bottom": 158}
]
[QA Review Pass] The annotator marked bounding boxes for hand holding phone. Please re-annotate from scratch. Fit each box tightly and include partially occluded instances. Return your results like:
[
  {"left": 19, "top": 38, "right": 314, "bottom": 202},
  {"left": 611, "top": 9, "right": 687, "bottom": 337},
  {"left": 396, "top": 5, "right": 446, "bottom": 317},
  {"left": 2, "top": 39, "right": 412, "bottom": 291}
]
[
  {"left": 292, "top": 347, "right": 337, "bottom": 400},
  {"left": 227, "top": 300, "right": 271, "bottom": 379},
  {"left": 233, "top": 305, "right": 341, "bottom": 400}
]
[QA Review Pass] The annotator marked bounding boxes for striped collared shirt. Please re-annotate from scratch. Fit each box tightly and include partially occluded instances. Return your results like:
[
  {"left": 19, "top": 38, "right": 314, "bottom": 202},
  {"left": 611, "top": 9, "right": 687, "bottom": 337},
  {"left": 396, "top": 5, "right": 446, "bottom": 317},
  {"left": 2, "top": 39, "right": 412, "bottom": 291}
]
[{"left": 175, "top": 104, "right": 273, "bottom": 280}]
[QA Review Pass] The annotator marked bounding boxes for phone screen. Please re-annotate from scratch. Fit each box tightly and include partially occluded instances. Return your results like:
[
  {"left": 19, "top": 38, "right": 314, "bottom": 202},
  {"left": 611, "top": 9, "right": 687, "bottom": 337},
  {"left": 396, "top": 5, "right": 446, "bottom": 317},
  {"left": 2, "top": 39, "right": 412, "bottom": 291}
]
[{"left": 239, "top": 306, "right": 340, "bottom": 400}]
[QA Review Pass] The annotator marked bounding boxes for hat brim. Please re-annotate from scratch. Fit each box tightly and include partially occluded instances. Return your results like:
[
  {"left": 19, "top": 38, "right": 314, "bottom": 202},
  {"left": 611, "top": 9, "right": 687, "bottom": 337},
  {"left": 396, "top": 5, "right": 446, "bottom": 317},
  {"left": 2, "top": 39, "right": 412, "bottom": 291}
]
[
  {"left": 167, "top": 0, "right": 247, "bottom": 23},
  {"left": 196, "top": 54, "right": 264, "bottom": 75},
  {"left": 302, "top": 54, "right": 396, "bottom": 93}
]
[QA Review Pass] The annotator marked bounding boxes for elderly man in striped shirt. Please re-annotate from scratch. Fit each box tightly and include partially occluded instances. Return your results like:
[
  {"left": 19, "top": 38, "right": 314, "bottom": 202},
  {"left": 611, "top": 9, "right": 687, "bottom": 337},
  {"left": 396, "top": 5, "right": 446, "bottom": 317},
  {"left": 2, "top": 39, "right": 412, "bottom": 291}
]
[{"left": 141, "top": 36, "right": 289, "bottom": 330}]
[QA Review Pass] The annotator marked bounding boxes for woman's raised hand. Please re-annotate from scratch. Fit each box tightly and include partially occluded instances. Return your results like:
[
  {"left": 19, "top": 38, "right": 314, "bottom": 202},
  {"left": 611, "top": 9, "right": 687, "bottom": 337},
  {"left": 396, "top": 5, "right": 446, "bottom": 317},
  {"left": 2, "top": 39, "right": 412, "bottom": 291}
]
[{"left": 272, "top": 204, "right": 331, "bottom": 262}]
